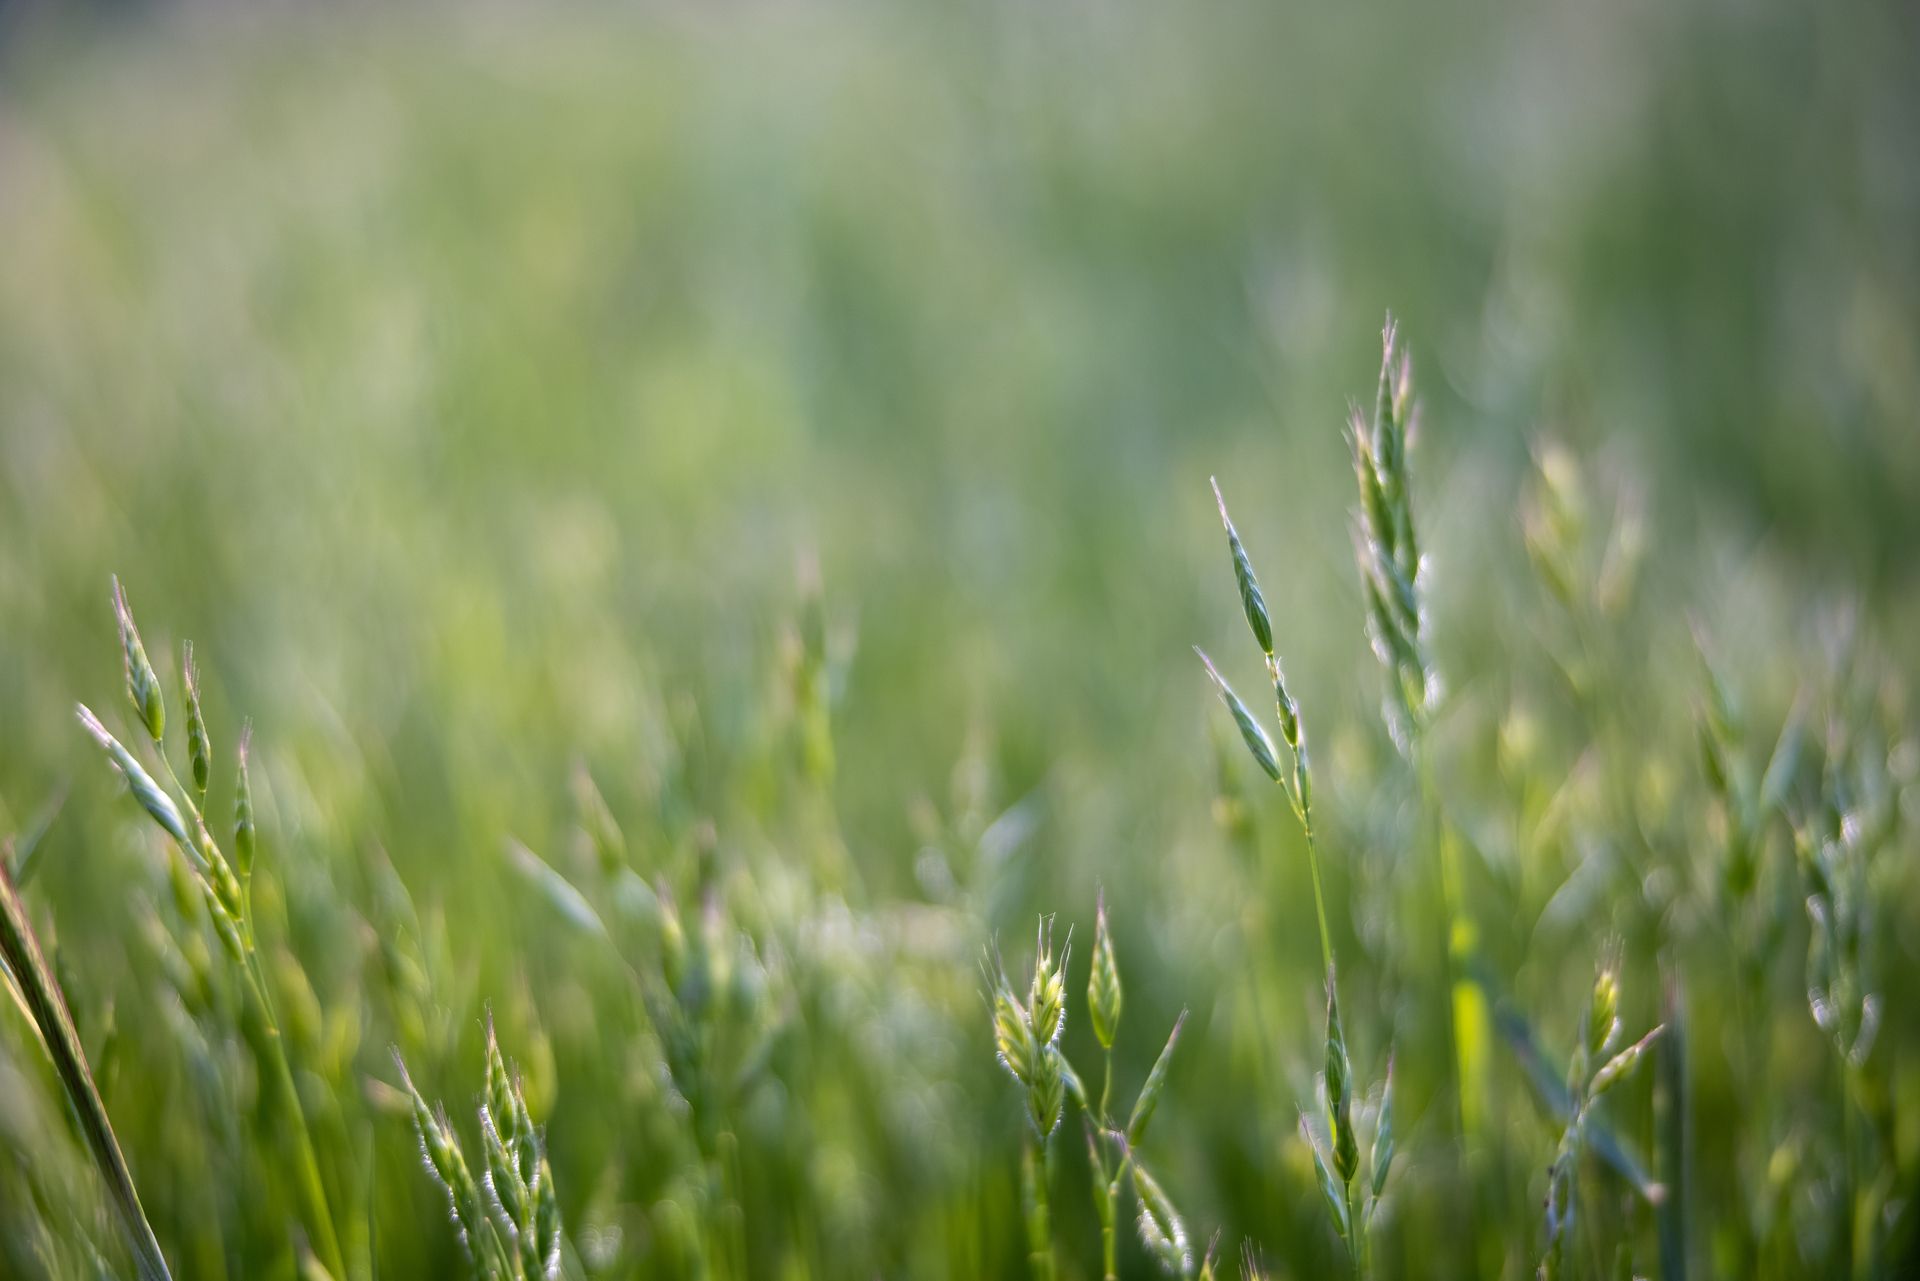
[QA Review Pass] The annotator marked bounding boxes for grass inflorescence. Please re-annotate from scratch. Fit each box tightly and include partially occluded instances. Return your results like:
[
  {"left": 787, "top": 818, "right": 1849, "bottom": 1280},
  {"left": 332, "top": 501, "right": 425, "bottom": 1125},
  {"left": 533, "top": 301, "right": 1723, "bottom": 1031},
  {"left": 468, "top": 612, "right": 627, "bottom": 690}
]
[{"left": 0, "top": 310, "right": 1912, "bottom": 1281}]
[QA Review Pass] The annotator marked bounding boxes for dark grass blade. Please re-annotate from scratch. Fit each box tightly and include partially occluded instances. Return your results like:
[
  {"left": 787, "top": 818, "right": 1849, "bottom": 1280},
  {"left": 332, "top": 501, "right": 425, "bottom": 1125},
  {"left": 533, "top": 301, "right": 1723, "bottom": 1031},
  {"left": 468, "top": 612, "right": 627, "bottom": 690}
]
[{"left": 0, "top": 856, "right": 173, "bottom": 1280}]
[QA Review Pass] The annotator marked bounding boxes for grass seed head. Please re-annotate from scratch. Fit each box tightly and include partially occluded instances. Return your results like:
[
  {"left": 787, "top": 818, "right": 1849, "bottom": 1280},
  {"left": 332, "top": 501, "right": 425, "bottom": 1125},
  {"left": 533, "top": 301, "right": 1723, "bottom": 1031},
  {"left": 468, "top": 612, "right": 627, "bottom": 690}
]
[
  {"left": 1347, "top": 319, "right": 1436, "bottom": 744},
  {"left": 1370, "top": 1051, "right": 1396, "bottom": 1201},
  {"left": 532, "top": 1154, "right": 562, "bottom": 1280},
  {"left": 992, "top": 982, "right": 1039, "bottom": 1087},
  {"left": 1088, "top": 890, "right": 1122, "bottom": 1050},
  {"left": 1590, "top": 1026, "right": 1662, "bottom": 1098},
  {"left": 1127, "top": 1008, "right": 1187, "bottom": 1147},
  {"left": 1028, "top": 916, "right": 1067, "bottom": 1047},
  {"left": 1027, "top": 1045, "right": 1065, "bottom": 1139},
  {"left": 1210, "top": 478, "right": 1273, "bottom": 657},
  {"left": 990, "top": 948, "right": 1065, "bottom": 1138},
  {"left": 393, "top": 1051, "right": 484, "bottom": 1260},
  {"left": 1324, "top": 980, "right": 1358, "bottom": 1186},
  {"left": 112, "top": 577, "right": 165, "bottom": 742},
  {"left": 76, "top": 704, "right": 188, "bottom": 845},
  {"left": 1587, "top": 960, "right": 1621, "bottom": 1060},
  {"left": 1264, "top": 655, "right": 1300, "bottom": 751},
  {"left": 479, "top": 1089, "right": 531, "bottom": 1235},
  {"left": 1303, "top": 1114, "right": 1352, "bottom": 1249},
  {"left": 181, "top": 642, "right": 210, "bottom": 798},
  {"left": 1196, "top": 649, "right": 1282, "bottom": 784},
  {"left": 1131, "top": 1161, "right": 1192, "bottom": 1279},
  {"left": 234, "top": 724, "right": 256, "bottom": 883}
]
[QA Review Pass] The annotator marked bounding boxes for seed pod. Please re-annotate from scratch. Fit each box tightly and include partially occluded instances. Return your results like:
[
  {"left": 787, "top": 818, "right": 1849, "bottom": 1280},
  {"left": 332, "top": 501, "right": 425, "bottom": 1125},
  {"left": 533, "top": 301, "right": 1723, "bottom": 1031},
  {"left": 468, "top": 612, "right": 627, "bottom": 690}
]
[
  {"left": 165, "top": 845, "right": 200, "bottom": 924},
  {"left": 1196, "top": 650, "right": 1281, "bottom": 784},
  {"left": 1370, "top": 1052, "right": 1396, "bottom": 1201},
  {"left": 1591, "top": 1026, "right": 1663, "bottom": 1097},
  {"left": 1210, "top": 479, "right": 1273, "bottom": 657},
  {"left": 181, "top": 643, "right": 210, "bottom": 799},
  {"left": 196, "top": 819, "right": 244, "bottom": 927},
  {"left": 992, "top": 985, "right": 1038, "bottom": 1086},
  {"left": 1265, "top": 655, "right": 1301, "bottom": 750},
  {"left": 234, "top": 725, "right": 256, "bottom": 884},
  {"left": 112, "top": 578, "right": 165, "bottom": 742},
  {"left": 76, "top": 704, "right": 188, "bottom": 845},
  {"left": 1588, "top": 965, "right": 1621, "bottom": 1059},
  {"left": 1028, "top": 918, "right": 1066, "bottom": 1047},
  {"left": 484, "top": 1014, "right": 523, "bottom": 1158},
  {"left": 1127, "top": 1009, "right": 1187, "bottom": 1147},
  {"left": 1350, "top": 420, "right": 1397, "bottom": 566},
  {"left": 1304, "top": 1115, "right": 1352, "bottom": 1249},
  {"left": 1131, "top": 1160, "right": 1192, "bottom": 1279},
  {"left": 479, "top": 1087, "right": 530, "bottom": 1235},
  {"left": 1292, "top": 736, "right": 1314, "bottom": 828},
  {"left": 1088, "top": 892, "right": 1122, "bottom": 1051},
  {"left": 393, "top": 1052, "right": 486, "bottom": 1261},
  {"left": 1325, "top": 982, "right": 1358, "bottom": 1185},
  {"left": 1027, "top": 1045, "right": 1064, "bottom": 1139},
  {"left": 531, "top": 1153, "right": 562, "bottom": 1280}
]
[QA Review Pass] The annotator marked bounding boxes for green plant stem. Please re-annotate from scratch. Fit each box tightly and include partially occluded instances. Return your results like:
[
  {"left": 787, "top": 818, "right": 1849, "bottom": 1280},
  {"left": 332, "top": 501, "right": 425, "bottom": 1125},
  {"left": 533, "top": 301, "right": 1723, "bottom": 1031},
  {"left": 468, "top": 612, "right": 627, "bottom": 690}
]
[
  {"left": 1299, "top": 818, "right": 1336, "bottom": 985},
  {"left": 153, "top": 748, "right": 346, "bottom": 1279},
  {"left": 1415, "top": 736, "right": 1480, "bottom": 1268},
  {"left": 1415, "top": 742, "right": 1466, "bottom": 1109},
  {"left": 1103, "top": 1152, "right": 1129, "bottom": 1281},
  {"left": 1091, "top": 1051, "right": 1118, "bottom": 1281},
  {"left": 1344, "top": 1178, "right": 1364, "bottom": 1281},
  {"left": 1021, "top": 1135, "right": 1053, "bottom": 1281},
  {"left": 0, "top": 864, "right": 174, "bottom": 1281},
  {"left": 241, "top": 945, "right": 346, "bottom": 1280}
]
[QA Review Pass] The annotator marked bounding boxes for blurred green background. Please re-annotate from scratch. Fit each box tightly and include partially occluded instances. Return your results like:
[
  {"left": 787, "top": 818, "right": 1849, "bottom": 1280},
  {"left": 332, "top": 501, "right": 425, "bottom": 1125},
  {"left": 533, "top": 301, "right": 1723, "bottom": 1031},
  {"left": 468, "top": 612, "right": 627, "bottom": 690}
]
[{"left": 0, "top": 1, "right": 1916, "bottom": 1278}]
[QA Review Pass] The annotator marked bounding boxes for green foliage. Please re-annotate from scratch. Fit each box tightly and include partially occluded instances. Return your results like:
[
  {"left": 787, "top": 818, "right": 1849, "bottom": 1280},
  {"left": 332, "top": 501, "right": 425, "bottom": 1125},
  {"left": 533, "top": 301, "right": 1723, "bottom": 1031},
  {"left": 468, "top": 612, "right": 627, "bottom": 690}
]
[{"left": 0, "top": 3, "right": 1917, "bottom": 1280}]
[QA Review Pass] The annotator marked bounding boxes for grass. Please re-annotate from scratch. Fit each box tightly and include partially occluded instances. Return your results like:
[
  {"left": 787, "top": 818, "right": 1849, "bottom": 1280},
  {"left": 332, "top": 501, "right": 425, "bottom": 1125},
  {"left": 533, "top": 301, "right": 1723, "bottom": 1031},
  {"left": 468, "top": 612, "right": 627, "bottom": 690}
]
[{"left": 0, "top": 3, "right": 1917, "bottom": 1279}]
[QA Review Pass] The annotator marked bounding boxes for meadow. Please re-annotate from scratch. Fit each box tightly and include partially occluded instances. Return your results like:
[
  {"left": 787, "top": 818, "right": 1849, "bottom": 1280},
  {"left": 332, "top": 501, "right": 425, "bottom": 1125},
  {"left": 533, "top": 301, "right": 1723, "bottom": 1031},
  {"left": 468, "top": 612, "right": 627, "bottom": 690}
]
[{"left": 0, "top": 2, "right": 1917, "bottom": 1278}]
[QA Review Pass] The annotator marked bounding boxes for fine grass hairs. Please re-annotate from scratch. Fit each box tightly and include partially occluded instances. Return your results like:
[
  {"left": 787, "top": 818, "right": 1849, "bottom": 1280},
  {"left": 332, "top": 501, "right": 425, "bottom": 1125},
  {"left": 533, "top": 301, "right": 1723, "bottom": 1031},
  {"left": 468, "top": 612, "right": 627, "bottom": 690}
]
[
  {"left": 988, "top": 905, "right": 1207, "bottom": 1280},
  {"left": 394, "top": 1016, "right": 563, "bottom": 1281}
]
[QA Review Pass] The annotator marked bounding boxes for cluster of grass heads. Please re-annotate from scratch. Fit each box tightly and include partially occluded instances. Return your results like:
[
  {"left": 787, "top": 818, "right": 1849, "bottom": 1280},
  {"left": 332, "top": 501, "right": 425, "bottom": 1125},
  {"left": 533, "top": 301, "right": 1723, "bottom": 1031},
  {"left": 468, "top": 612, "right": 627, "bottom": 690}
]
[
  {"left": 3, "top": 314, "right": 1898, "bottom": 1281},
  {"left": 2, "top": 4, "right": 1919, "bottom": 1279},
  {"left": 3, "top": 325, "right": 1917, "bottom": 1279}
]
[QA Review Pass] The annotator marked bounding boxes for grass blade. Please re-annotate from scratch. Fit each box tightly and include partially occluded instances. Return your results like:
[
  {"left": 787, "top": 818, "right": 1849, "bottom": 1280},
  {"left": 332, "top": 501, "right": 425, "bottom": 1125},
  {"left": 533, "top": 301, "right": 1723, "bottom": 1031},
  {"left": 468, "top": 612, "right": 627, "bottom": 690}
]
[{"left": 0, "top": 856, "right": 173, "bottom": 1281}]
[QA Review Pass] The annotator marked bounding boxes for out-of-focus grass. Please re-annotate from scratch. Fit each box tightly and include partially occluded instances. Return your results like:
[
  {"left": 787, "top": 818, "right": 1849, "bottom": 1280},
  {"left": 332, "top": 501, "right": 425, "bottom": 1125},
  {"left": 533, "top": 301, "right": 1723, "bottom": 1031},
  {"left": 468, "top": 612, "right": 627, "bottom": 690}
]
[{"left": 0, "top": 2, "right": 1916, "bottom": 1278}]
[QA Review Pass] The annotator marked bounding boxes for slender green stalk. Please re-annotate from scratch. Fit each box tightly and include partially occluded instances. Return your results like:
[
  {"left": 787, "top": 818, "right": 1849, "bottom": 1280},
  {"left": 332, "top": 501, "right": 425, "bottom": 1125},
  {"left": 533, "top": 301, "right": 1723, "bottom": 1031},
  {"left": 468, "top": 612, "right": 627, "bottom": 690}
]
[
  {"left": 154, "top": 743, "right": 346, "bottom": 1280},
  {"left": 1021, "top": 1135, "right": 1053, "bottom": 1281},
  {"left": 242, "top": 944, "right": 346, "bottom": 1280},
  {"left": 1344, "top": 1180, "right": 1364, "bottom": 1281},
  {"left": 1296, "top": 800, "right": 1335, "bottom": 987},
  {"left": 1415, "top": 742, "right": 1470, "bottom": 1144},
  {"left": 0, "top": 862, "right": 173, "bottom": 1281}
]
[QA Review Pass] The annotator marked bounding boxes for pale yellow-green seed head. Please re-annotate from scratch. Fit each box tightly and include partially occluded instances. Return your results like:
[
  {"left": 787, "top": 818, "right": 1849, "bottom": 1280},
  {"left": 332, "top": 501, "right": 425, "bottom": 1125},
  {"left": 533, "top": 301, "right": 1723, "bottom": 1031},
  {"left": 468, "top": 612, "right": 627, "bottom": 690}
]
[
  {"left": 992, "top": 986, "right": 1038, "bottom": 1088},
  {"left": 1088, "top": 892, "right": 1122, "bottom": 1050},
  {"left": 1028, "top": 917, "right": 1066, "bottom": 1047},
  {"left": 1588, "top": 963, "right": 1621, "bottom": 1059}
]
